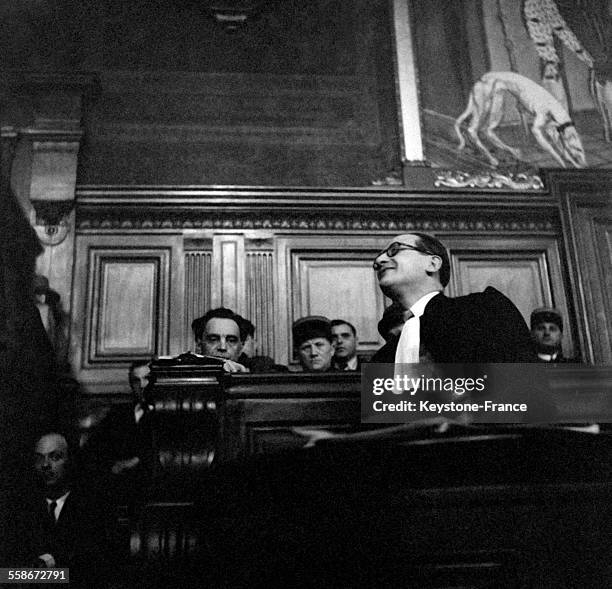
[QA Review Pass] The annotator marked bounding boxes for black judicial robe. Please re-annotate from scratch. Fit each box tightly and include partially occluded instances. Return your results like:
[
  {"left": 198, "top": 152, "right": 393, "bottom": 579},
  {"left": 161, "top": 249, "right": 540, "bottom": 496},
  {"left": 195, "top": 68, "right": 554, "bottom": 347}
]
[{"left": 371, "top": 287, "right": 535, "bottom": 364}]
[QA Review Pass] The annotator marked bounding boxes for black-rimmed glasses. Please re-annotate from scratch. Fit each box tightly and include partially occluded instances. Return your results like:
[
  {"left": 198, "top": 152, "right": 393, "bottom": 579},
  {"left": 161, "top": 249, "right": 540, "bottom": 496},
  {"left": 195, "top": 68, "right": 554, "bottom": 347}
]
[{"left": 373, "top": 242, "right": 433, "bottom": 269}]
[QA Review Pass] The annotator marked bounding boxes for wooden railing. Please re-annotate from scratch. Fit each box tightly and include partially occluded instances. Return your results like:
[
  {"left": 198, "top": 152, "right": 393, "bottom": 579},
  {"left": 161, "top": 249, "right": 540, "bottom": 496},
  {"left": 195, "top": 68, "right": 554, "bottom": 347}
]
[{"left": 144, "top": 362, "right": 612, "bottom": 492}]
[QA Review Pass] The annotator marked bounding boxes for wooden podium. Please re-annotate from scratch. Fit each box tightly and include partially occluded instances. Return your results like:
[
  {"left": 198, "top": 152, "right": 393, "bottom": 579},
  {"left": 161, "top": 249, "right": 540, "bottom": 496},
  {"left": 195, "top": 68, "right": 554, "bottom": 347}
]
[
  {"left": 146, "top": 357, "right": 361, "bottom": 494},
  {"left": 146, "top": 356, "right": 227, "bottom": 497}
]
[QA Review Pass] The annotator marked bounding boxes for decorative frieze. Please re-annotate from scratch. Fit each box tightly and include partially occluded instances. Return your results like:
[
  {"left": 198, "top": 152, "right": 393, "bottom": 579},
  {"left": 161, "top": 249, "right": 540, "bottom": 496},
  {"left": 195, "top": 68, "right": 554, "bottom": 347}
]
[
  {"left": 434, "top": 170, "right": 544, "bottom": 191},
  {"left": 77, "top": 209, "right": 557, "bottom": 233}
]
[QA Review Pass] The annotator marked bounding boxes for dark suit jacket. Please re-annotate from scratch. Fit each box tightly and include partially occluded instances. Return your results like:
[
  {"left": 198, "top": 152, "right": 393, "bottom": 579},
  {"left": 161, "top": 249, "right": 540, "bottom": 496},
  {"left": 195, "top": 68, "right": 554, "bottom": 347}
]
[
  {"left": 80, "top": 403, "right": 154, "bottom": 508},
  {"left": 11, "top": 485, "right": 115, "bottom": 588},
  {"left": 371, "top": 287, "right": 534, "bottom": 363},
  {"left": 333, "top": 357, "right": 361, "bottom": 371},
  {"left": 238, "top": 353, "right": 289, "bottom": 373}
]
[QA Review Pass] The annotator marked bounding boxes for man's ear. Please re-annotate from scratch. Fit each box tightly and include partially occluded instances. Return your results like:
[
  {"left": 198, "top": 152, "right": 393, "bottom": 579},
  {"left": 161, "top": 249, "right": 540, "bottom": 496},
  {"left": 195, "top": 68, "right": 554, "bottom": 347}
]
[{"left": 426, "top": 254, "right": 443, "bottom": 275}]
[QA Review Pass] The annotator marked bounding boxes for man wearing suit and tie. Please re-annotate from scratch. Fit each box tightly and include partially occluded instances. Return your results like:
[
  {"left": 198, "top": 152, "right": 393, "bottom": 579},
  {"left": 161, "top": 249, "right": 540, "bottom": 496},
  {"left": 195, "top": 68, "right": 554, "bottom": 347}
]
[
  {"left": 10, "top": 430, "right": 114, "bottom": 587},
  {"left": 371, "top": 233, "right": 534, "bottom": 363}
]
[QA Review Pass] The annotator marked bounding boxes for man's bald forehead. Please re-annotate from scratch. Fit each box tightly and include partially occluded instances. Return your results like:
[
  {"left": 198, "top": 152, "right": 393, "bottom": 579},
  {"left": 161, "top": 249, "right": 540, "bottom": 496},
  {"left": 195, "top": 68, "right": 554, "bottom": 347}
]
[{"left": 35, "top": 433, "right": 68, "bottom": 454}]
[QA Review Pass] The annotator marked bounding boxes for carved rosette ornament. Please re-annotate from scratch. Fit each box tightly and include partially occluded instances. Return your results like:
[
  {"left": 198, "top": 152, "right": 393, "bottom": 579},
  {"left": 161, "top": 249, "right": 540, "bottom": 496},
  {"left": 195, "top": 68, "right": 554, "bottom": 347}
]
[{"left": 434, "top": 170, "right": 544, "bottom": 191}]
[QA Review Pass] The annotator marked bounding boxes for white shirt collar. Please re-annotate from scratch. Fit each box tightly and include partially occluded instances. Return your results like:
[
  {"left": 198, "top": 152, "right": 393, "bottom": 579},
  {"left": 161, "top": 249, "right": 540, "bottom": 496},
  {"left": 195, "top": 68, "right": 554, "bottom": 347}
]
[
  {"left": 46, "top": 490, "right": 70, "bottom": 520},
  {"left": 394, "top": 291, "right": 442, "bottom": 366},
  {"left": 409, "top": 291, "right": 441, "bottom": 318},
  {"left": 334, "top": 355, "right": 358, "bottom": 371},
  {"left": 538, "top": 352, "right": 558, "bottom": 362},
  {"left": 345, "top": 356, "right": 358, "bottom": 370}
]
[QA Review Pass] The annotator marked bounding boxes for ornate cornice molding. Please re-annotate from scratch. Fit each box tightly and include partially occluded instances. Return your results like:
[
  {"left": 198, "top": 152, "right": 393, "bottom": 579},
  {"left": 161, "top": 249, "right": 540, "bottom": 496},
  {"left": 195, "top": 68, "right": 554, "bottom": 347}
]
[
  {"left": 76, "top": 185, "right": 561, "bottom": 233},
  {"left": 76, "top": 185, "right": 555, "bottom": 206},
  {"left": 76, "top": 208, "right": 557, "bottom": 233}
]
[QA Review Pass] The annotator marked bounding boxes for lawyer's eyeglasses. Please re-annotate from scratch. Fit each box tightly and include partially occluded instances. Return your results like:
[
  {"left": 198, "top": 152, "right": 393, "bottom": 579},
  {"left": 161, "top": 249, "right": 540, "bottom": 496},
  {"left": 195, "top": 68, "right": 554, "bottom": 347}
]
[{"left": 373, "top": 242, "right": 433, "bottom": 270}]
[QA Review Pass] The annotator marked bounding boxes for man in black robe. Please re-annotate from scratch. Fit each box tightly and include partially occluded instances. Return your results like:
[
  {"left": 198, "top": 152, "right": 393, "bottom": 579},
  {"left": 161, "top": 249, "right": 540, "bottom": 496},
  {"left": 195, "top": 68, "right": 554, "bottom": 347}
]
[{"left": 371, "top": 233, "right": 534, "bottom": 363}]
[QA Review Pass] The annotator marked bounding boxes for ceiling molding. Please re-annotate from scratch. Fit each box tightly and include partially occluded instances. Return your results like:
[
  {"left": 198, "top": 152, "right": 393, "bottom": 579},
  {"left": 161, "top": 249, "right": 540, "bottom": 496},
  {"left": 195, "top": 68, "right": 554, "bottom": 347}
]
[{"left": 75, "top": 188, "right": 560, "bottom": 234}]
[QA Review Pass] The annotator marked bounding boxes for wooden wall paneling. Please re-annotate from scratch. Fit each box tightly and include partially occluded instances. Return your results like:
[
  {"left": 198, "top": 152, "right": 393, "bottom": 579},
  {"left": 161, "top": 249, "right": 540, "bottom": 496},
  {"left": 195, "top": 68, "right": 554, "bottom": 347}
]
[
  {"left": 245, "top": 240, "right": 275, "bottom": 358},
  {"left": 445, "top": 236, "right": 575, "bottom": 358},
  {"left": 211, "top": 234, "right": 245, "bottom": 314},
  {"left": 169, "top": 236, "right": 186, "bottom": 358},
  {"left": 275, "top": 236, "right": 390, "bottom": 366},
  {"left": 296, "top": 258, "right": 383, "bottom": 345},
  {"left": 183, "top": 247, "right": 212, "bottom": 352},
  {"left": 556, "top": 175, "right": 612, "bottom": 364},
  {"left": 93, "top": 257, "right": 160, "bottom": 357},
  {"left": 275, "top": 236, "right": 291, "bottom": 367},
  {"left": 71, "top": 234, "right": 184, "bottom": 394}
]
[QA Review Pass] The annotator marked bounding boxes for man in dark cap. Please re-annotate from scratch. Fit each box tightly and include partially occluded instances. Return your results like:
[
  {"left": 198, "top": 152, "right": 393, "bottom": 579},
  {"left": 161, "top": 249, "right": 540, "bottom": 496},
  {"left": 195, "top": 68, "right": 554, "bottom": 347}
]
[
  {"left": 292, "top": 316, "right": 336, "bottom": 372},
  {"left": 530, "top": 307, "right": 575, "bottom": 362}
]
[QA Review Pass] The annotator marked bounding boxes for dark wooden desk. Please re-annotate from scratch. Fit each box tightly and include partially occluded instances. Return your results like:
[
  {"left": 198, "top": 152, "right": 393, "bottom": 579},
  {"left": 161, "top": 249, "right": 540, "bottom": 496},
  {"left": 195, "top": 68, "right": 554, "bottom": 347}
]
[
  {"left": 126, "top": 363, "right": 612, "bottom": 586},
  {"left": 145, "top": 363, "right": 612, "bottom": 484},
  {"left": 222, "top": 372, "right": 361, "bottom": 460},
  {"left": 146, "top": 365, "right": 361, "bottom": 482}
]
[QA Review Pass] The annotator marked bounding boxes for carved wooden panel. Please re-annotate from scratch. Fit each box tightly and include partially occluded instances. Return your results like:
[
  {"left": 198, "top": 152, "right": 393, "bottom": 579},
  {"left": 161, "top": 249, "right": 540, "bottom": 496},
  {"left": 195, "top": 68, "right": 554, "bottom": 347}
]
[
  {"left": 296, "top": 259, "right": 383, "bottom": 345},
  {"left": 93, "top": 258, "right": 160, "bottom": 357},
  {"left": 223, "top": 372, "right": 361, "bottom": 460},
  {"left": 556, "top": 172, "right": 612, "bottom": 364},
  {"left": 247, "top": 424, "right": 355, "bottom": 456},
  {"left": 452, "top": 257, "right": 548, "bottom": 321},
  {"left": 71, "top": 234, "right": 184, "bottom": 393},
  {"left": 212, "top": 234, "right": 245, "bottom": 314},
  {"left": 131, "top": 502, "right": 198, "bottom": 563},
  {"left": 184, "top": 251, "right": 212, "bottom": 351},
  {"left": 275, "top": 236, "right": 390, "bottom": 365},
  {"left": 246, "top": 250, "right": 275, "bottom": 358},
  {"left": 446, "top": 236, "right": 574, "bottom": 357}
]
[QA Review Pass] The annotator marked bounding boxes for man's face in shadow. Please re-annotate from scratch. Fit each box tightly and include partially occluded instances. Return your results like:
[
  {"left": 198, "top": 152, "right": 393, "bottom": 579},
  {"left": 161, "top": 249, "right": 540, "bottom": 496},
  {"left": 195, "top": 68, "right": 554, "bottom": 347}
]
[
  {"left": 532, "top": 321, "right": 562, "bottom": 353},
  {"left": 130, "top": 364, "right": 151, "bottom": 402},
  {"left": 34, "top": 433, "right": 70, "bottom": 495}
]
